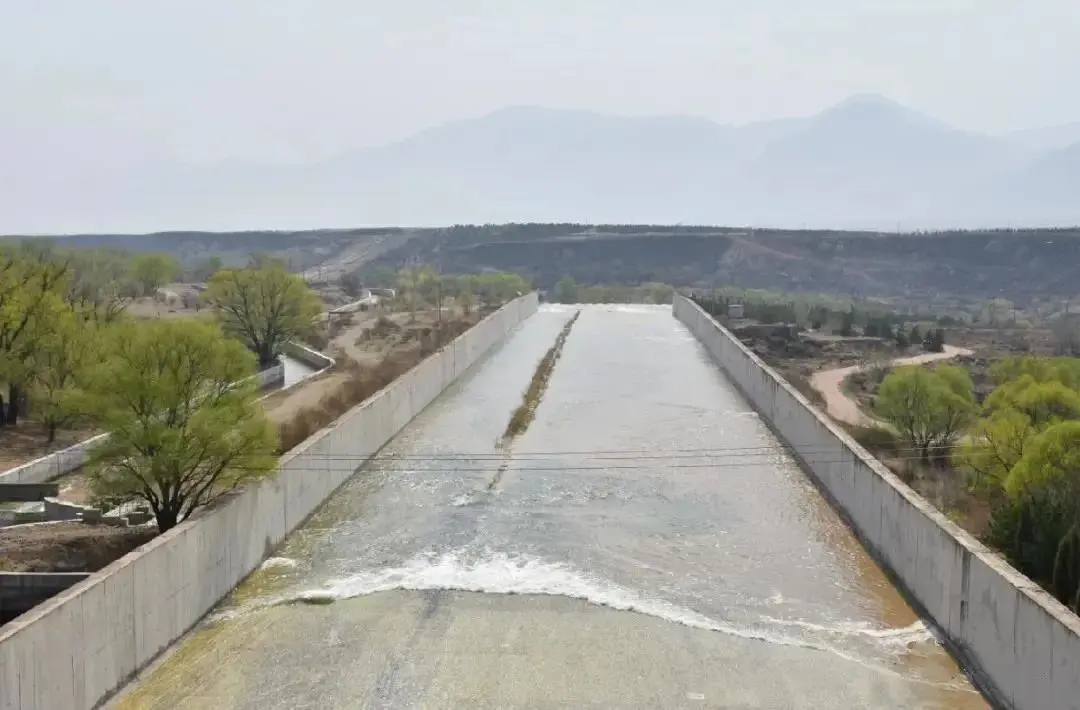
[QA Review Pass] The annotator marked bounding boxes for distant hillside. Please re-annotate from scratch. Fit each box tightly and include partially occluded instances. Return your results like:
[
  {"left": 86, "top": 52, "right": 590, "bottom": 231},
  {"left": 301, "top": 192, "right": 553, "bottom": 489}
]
[
  {"left": 20, "top": 223, "right": 1080, "bottom": 305},
  {"left": 4, "top": 95, "right": 1080, "bottom": 233},
  {"left": 26, "top": 228, "right": 413, "bottom": 273},
  {"left": 355, "top": 224, "right": 1080, "bottom": 304}
]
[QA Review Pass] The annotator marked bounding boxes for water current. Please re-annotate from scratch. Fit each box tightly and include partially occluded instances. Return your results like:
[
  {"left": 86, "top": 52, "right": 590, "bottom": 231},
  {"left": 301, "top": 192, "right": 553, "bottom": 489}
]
[{"left": 113, "top": 305, "right": 987, "bottom": 709}]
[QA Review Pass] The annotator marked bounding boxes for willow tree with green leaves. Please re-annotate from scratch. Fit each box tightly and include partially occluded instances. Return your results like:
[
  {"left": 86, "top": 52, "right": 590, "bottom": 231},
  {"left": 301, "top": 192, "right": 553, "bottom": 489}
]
[
  {"left": 552, "top": 276, "right": 579, "bottom": 304},
  {"left": 63, "top": 248, "right": 132, "bottom": 323},
  {"left": 957, "top": 355, "right": 1080, "bottom": 611},
  {"left": 204, "top": 264, "right": 323, "bottom": 368},
  {"left": 0, "top": 251, "right": 69, "bottom": 425},
  {"left": 873, "top": 364, "right": 976, "bottom": 462},
  {"left": 127, "top": 252, "right": 180, "bottom": 296},
  {"left": 83, "top": 319, "right": 279, "bottom": 532},
  {"left": 473, "top": 271, "right": 530, "bottom": 307},
  {"left": 1000, "top": 420, "right": 1080, "bottom": 610},
  {"left": 26, "top": 301, "right": 102, "bottom": 442}
]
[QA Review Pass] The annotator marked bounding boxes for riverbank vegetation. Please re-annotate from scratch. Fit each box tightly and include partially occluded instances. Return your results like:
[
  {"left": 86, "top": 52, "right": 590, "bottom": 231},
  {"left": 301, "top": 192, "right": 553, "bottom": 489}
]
[
  {"left": 205, "top": 263, "right": 323, "bottom": 368},
  {"left": 862, "top": 356, "right": 1080, "bottom": 612},
  {"left": 83, "top": 319, "right": 278, "bottom": 531},
  {"left": 547, "top": 277, "right": 674, "bottom": 305},
  {"left": 872, "top": 365, "right": 977, "bottom": 462},
  {"left": 689, "top": 287, "right": 1080, "bottom": 611},
  {"left": 694, "top": 289, "right": 947, "bottom": 350},
  {"left": 361, "top": 267, "right": 531, "bottom": 317},
  {"left": 1, "top": 246, "right": 298, "bottom": 532}
]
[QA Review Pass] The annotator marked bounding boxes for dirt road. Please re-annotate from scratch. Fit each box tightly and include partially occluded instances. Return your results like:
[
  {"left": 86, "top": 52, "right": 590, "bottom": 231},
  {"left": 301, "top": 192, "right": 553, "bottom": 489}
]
[
  {"left": 810, "top": 345, "right": 973, "bottom": 427},
  {"left": 260, "top": 312, "right": 389, "bottom": 423}
]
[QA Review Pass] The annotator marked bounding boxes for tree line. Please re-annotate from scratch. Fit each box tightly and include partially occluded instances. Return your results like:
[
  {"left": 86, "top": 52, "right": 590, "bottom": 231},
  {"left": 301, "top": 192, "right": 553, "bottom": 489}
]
[
  {"left": 354, "top": 266, "right": 531, "bottom": 315},
  {"left": 548, "top": 277, "right": 674, "bottom": 304},
  {"left": 871, "top": 358, "right": 1080, "bottom": 611},
  {"left": 434, "top": 222, "right": 1080, "bottom": 242},
  {"left": 1, "top": 245, "right": 323, "bottom": 531},
  {"left": 692, "top": 291, "right": 947, "bottom": 352}
]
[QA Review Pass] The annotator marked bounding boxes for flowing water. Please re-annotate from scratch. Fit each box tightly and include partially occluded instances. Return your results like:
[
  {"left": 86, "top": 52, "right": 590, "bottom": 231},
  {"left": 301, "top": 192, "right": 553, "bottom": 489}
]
[{"left": 113, "top": 305, "right": 987, "bottom": 709}]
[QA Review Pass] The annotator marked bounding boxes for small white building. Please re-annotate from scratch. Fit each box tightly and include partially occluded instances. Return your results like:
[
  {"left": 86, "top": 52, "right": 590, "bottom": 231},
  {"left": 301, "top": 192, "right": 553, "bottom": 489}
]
[{"left": 728, "top": 303, "right": 745, "bottom": 319}]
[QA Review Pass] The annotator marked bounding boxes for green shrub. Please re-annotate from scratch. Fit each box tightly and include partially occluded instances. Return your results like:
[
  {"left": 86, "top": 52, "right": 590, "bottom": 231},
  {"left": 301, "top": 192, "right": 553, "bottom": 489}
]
[{"left": 845, "top": 424, "right": 901, "bottom": 456}]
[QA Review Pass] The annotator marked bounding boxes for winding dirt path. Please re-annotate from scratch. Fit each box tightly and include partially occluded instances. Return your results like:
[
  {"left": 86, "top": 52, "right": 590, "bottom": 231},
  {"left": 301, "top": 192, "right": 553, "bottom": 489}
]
[
  {"left": 261, "top": 309, "right": 463, "bottom": 423},
  {"left": 809, "top": 345, "right": 974, "bottom": 427},
  {"left": 260, "top": 311, "right": 416, "bottom": 423}
]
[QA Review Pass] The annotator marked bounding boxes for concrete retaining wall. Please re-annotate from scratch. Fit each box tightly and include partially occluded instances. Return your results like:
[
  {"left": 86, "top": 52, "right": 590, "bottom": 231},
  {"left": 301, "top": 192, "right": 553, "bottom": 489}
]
[
  {"left": 256, "top": 363, "right": 285, "bottom": 389},
  {"left": 0, "top": 485, "right": 58, "bottom": 503},
  {"left": 0, "top": 434, "right": 109, "bottom": 487},
  {"left": 0, "top": 292, "right": 538, "bottom": 710},
  {"left": 0, "top": 510, "right": 46, "bottom": 527},
  {"left": 41, "top": 498, "right": 96, "bottom": 523},
  {"left": 279, "top": 341, "right": 335, "bottom": 371},
  {"left": 673, "top": 294, "right": 1080, "bottom": 710}
]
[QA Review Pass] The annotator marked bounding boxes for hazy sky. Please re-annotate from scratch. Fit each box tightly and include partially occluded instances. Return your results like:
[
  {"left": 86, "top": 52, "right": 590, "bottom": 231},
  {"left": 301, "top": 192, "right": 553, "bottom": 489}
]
[{"left": 3, "top": 0, "right": 1078, "bottom": 169}]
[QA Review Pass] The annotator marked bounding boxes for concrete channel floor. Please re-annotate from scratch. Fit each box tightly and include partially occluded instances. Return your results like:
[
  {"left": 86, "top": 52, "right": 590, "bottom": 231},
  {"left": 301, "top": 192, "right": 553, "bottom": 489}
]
[{"left": 110, "top": 590, "right": 986, "bottom": 710}]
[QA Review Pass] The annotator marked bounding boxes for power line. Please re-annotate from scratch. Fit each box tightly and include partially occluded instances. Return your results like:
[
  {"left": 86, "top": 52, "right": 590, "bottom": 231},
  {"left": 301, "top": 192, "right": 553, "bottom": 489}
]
[
  {"left": 219, "top": 447, "right": 985, "bottom": 474},
  {"left": 87, "top": 442, "right": 988, "bottom": 477},
  {"left": 261, "top": 441, "right": 979, "bottom": 462}
]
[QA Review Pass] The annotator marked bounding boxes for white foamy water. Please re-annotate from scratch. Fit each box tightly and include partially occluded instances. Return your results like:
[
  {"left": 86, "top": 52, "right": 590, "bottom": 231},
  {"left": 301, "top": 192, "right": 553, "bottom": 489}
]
[
  {"left": 256, "top": 550, "right": 938, "bottom": 675},
  {"left": 260, "top": 556, "right": 299, "bottom": 570}
]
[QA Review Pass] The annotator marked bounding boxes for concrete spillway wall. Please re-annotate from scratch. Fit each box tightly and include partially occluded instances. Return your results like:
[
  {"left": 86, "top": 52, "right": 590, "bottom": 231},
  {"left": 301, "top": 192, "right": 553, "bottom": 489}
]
[
  {"left": 673, "top": 294, "right": 1080, "bottom": 710},
  {"left": 0, "top": 292, "right": 539, "bottom": 710}
]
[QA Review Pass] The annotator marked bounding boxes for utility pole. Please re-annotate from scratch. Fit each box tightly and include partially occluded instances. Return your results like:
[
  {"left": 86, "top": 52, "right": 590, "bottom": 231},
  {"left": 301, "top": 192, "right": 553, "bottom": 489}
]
[
  {"left": 405, "top": 256, "right": 419, "bottom": 323},
  {"left": 437, "top": 277, "right": 443, "bottom": 325}
]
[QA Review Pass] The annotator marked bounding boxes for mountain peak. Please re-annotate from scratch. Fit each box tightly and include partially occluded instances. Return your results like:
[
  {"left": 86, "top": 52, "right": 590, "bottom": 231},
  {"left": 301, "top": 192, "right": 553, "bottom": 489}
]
[
  {"left": 810, "top": 93, "right": 950, "bottom": 133},
  {"left": 833, "top": 92, "right": 901, "bottom": 110},
  {"left": 482, "top": 105, "right": 577, "bottom": 119}
]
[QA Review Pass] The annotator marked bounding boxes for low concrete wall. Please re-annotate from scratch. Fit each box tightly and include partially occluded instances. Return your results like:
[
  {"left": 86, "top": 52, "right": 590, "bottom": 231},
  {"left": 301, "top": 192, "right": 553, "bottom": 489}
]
[
  {"left": 41, "top": 498, "right": 96, "bottom": 522},
  {"left": 327, "top": 295, "right": 380, "bottom": 316},
  {"left": 279, "top": 340, "right": 335, "bottom": 371},
  {"left": 0, "top": 484, "right": 59, "bottom": 503},
  {"left": 0, "top": 434, "right": 109, "bottom": 487},
  {"left": 256, "top": 363, "right": 285, "bottom": 390},
  {"left": 0, "top": 292, "right": 538, "bottom": 710},
  {"left": 673, "top": 294, "right": 1080, "bottom": 710},
  {"left": 0, "top": 510, "right": 46, "bottom": 527},
  {"left": 268, "top": 341, "right": 336, "bottom": 400}
]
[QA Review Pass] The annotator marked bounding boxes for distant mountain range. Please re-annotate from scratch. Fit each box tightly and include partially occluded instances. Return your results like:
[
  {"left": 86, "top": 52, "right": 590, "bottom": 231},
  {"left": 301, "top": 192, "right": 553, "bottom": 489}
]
[{"left": 8, "top": 94, "right": 1080, "bottom": 233}]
